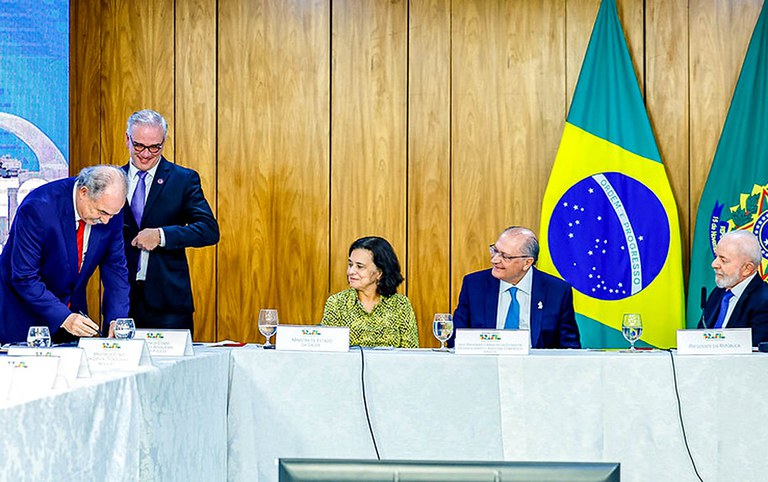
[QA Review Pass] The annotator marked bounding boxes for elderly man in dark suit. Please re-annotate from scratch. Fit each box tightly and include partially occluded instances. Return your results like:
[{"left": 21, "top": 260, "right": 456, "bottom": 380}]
[
  {"left": 452, "top": 226, "right": 581, "bottom": 349},
  {"left": 699, "top": 230, "right": 768, "bottom": 346},
  {"left": 122, "top": 109, "right": 219, "bottom": 332},
  {"left": 0, "top": 165, "right": 130, "bottom": 344}
]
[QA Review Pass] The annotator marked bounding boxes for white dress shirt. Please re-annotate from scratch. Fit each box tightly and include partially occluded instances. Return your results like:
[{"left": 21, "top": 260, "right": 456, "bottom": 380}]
[
  {"left": 127, "top": 162, "right": 164, "bottom": 280},
  {"left": 496, "top": 267, "right": 533, "bottom": 336}
]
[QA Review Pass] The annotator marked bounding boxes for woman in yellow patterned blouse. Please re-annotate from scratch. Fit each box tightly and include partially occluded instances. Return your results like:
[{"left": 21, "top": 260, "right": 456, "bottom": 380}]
[{"left": 321, "top": 236, "right": 419, "bottom": 348}]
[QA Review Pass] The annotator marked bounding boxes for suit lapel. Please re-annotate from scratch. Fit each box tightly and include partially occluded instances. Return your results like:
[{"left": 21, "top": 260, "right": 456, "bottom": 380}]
[
  {"left": 484, "top": 271, "right": 500, "bottom": 328},
  {"left": 61, "top": 188, "right": 79, "bottom": 276},
  {"left": 729, "top": 276, "right": 761, "bottom": 328},
  {"left": 143, "top": 158, "right": 172, "bottom": 222},
  {"left": 77, "top": 225, "right": 105, "bottom": 281},
  {"left": 529, "top": 268, "right": 543, "bottom": 346},
  {"left": 703, "top": 289, "right": 723, "bottom": 328}
]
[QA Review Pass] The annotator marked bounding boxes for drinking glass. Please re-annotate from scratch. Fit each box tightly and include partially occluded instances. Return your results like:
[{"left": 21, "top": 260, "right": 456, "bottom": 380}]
[
  {"left": 621, "top": 313, "right": 643, "bottom": 351},
  {"left": 432, "top": 313, "right": 454, "bottom": 352},
  {"left": 114, "top": 318, "right": 136, "bottom": 340},
  {"left": 258, "top": 309, "right": 279, "bottom": 349},
  {"left": 27, "top": 326, "right": 52, "bottom": 348}
]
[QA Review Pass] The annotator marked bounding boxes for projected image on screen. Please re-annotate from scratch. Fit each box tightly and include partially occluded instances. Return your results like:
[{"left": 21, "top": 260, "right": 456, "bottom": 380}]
[{"left": 0, "top": 0, "right": 69, "bottom": 251}]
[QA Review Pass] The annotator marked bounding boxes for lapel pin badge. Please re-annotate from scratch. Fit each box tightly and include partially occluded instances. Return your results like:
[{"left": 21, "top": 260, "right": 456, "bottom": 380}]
[
  {"left": 538, "top": 301, "right": 543, "bottom": 310},
  {"left": 157, "top": 178, "right": 164, "bottom": 184}
]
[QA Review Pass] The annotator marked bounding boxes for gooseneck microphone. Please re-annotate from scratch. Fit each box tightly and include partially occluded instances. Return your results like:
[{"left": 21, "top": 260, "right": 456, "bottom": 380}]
[{"left": 699, "top": 286, "right": 708, "bottom": 328}]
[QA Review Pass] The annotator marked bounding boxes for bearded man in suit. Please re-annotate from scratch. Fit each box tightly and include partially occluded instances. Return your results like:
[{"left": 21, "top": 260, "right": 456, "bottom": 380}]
[{"left": 699, "top": 230, "right": 768, "bottom": 346}]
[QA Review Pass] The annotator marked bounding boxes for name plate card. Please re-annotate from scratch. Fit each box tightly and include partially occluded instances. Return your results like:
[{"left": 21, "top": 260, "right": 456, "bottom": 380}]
[
  {"left": 78, "top": 338, "right": 153, "bottom": 371},
  {"left": 3, "top": 356, "right": 59, "bottom": 400},
  {"left": 677, "top": 328, "right": 753, "bottom": 355},
  {"left": 134, "top": 329, "right": 194, "bottom": 356},
  {"left": 7, "top": 346, "right": 91, "bottom": 388},
  {"left": 454, "top": 329, "right": 530, "bottom": 355},
  {"left": 276, "top": 325, "right": 350, "bottom": 352}
]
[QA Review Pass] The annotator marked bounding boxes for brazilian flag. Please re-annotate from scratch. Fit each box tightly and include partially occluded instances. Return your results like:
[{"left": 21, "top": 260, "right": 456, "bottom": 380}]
[
  {"left": 687, "top": 2, "right": 768, "bottom": 327},
  {"left": 538, "top": 0, "right": 684, "bottom": 349}
]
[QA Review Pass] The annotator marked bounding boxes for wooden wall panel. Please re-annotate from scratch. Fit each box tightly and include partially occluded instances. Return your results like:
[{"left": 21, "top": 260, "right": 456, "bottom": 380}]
[
  {"left": 330, "top": 0, "right": 408, "bottom": 296},
  {"left": 218, "top": 0, "right": 331, "bottom": 342},
  {"left": 70, "top": 0, "right": 104, "bottom": 319},
  {"left": 689, "top": 0, "right": 762, "bottom": 243},
  {"left": 408, "top": 0, "right": 451, "bottom": 347},
  {"left": 100, "top": 0, "right": 175, "bottom": 162},
  {"left": 565, "top": 0, "right": 600, "bottom": 108},
  {"left": 175, "top": 0, "right": 218, "bottom": 341},
  {"left": 646, "top": 0, "right": 690, "bottom": 278},
  {"left": 451, "top": 0, "right": 566, "bottom": 309},
  {"left": 69, "top": 0, "right": 768, "bottom": 344}
]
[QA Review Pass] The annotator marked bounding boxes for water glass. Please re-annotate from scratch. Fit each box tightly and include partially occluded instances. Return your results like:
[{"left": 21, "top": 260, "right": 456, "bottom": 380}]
[
  {"left": 621, "top": 313, "right": 643, "bottom": 351},
  {"left": 432, "top": 313, "right": 454, "bottom": 351},
  {"left": 258, "top": 309, "right": 279, "bottom": 348},
  {"left": 114, "top": 318, "right": 136, "bottom": 340},
  {"left": 27, "top": 326, "right": 52, "bottom": 348}
]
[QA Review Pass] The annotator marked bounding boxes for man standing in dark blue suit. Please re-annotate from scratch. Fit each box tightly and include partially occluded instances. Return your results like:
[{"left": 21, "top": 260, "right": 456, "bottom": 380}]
[
  {"left": 0, "top": 165, "right": 130, "bottom": 344},
  {"left": 122, "top": 110, "right": 219, "bottom": 332},
  {"left": 699, "top": 230, "right": 768, "bottom": 346},
  {"left": 452, "top": 226, "right": 581, "bottom": 349}
]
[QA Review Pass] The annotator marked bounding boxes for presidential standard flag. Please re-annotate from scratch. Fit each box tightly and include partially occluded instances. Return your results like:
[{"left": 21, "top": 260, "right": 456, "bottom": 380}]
[
  {"left": 538, "top": 0, "right": 684, "bottom": 349},
  {"left": 687, "top": 2, "right": 768, "bottom": 327}
]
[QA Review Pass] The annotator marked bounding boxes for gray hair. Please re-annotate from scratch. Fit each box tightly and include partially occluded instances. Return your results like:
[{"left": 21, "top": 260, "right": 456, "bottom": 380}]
[
  {"left": 75, "top": 165, "right": 128, "bottom": 199},
  {"left": 126, "top": 109, "right": 168, "bottom": 138},
  {"left": 720, "top": 230, "right": 762, "bottom": 267},
  {"left": 502, "top": 226, "right": 540, "bottom": 263}
]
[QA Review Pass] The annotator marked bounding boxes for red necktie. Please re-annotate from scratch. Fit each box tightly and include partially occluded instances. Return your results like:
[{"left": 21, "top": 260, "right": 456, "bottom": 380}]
[{"left": 77, "top": 220, "right": 85, "bottom": 272}]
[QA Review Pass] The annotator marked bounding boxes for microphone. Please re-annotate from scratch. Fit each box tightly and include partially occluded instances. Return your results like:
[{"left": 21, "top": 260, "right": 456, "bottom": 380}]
[{"left": 699, "top": 286, "right": 708, "bottom": 328}]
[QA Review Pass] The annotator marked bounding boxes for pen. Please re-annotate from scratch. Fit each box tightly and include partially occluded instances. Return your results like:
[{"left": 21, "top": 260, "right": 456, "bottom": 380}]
[{"left": 79, "top": 311, "right": 102, "bottom": 337}]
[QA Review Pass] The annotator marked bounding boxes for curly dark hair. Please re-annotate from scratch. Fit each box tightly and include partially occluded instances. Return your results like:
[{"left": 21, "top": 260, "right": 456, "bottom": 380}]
[{"left": 349, "top": 236, "right": 404, "bottom": 297}]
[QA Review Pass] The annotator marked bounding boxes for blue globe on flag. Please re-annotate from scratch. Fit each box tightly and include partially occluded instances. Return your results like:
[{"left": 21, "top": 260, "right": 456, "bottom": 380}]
[{"left": 548, "top": 172, "right": 670, "bottom": 301}]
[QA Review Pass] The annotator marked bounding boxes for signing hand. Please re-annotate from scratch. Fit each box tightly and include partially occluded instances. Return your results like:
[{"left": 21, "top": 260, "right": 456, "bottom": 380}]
[
  {"left": 132, "top": 228, "right": 161, "bottom": 251},
  {"left": 62, "top": 313, "right": 100, "bottom": 337}
]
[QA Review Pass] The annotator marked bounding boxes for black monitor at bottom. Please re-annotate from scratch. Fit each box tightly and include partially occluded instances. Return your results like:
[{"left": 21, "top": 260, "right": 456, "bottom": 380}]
[{"left": 278, "top": 459, "right": 620, "bottom": 482}]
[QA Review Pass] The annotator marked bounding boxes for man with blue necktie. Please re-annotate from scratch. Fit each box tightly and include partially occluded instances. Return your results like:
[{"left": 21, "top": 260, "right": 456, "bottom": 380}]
[
  {"left": 452, "top": 226, "right": 581, "bottom": 349},
  {"left": 0, "top": 165, "right": 130, "bottom": 344},
  {"left": 122, "top": 110, "right": 219, "bottom": 333},
  {"left": 699, "top": 230, "right": 768, "bottom": 346}
]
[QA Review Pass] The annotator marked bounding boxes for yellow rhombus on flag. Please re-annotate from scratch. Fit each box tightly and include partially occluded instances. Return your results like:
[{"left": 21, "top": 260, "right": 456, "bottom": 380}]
[{"left": 538, "top": 0, "right": 684, "bottom": 349}]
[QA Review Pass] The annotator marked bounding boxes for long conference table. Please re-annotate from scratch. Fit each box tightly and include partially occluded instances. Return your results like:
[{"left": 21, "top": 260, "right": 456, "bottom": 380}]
[
  {"left": 0, "top": 347, "right": 230, "bottom": 481},
  {"left": 227, "top": 348, "right": 768, "bottom": 482},
  {"left": 3, "top": 346, "right": 768, "bottom": 481}
]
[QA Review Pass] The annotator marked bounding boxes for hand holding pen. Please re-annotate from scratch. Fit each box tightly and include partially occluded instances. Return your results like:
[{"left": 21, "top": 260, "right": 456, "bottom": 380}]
[{"left": 61, "top": 311, "right": 102, "bottom": 337}]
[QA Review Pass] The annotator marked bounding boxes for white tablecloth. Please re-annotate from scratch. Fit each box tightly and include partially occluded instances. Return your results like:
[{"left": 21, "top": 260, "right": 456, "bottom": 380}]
[
  {"left": 0, "top": 346, "right": 230, "bottom": 481},
  {"left": 227, "top": 347, "right": 768, "bottom": 482},
  {"left": 227, "top": 347, "right": 503, "bottom": 481}
]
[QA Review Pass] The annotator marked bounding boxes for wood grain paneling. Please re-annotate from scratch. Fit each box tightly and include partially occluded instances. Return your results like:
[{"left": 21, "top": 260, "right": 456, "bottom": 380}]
[
  {"left": 331, "top": 0, "right": 408, "bottom": 297},
  {"left": 566, "top": 0, "right": 601, "bottom": 107},
  {"left": 408, "top": 0, "right": 451, "bottom": 347},
  {"left": 689, "top": 0, "right": 762, "bottom": 242},
  {"left": 218, "top": 0, "right": 331, "bottom": 342},
  {"left": 646, "top": 0, "right": 690, "bottom": 280},
  {"left": 70, "top": 0, "right": 104, "bottom": 320},
  {"left": 100, "top": 0, "right": 175, "bottom": 163},
  {"left": 175, "top": 0, "right": 218, "bottom": 341},
  {"left": 451, "top": 0, "right": 566, "bottom": 309},
  {"left": 70, "top": 0, "right": 768, "bottom": 344}
]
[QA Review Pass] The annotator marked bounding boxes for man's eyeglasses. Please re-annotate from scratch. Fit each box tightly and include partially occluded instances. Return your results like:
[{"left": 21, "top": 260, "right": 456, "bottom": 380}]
[
  {"left": 129, "top": 136, "right": 164, "bottom": 155},
  {"left": 489, "top": 244, "right": 531, "bottom": 262}
]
